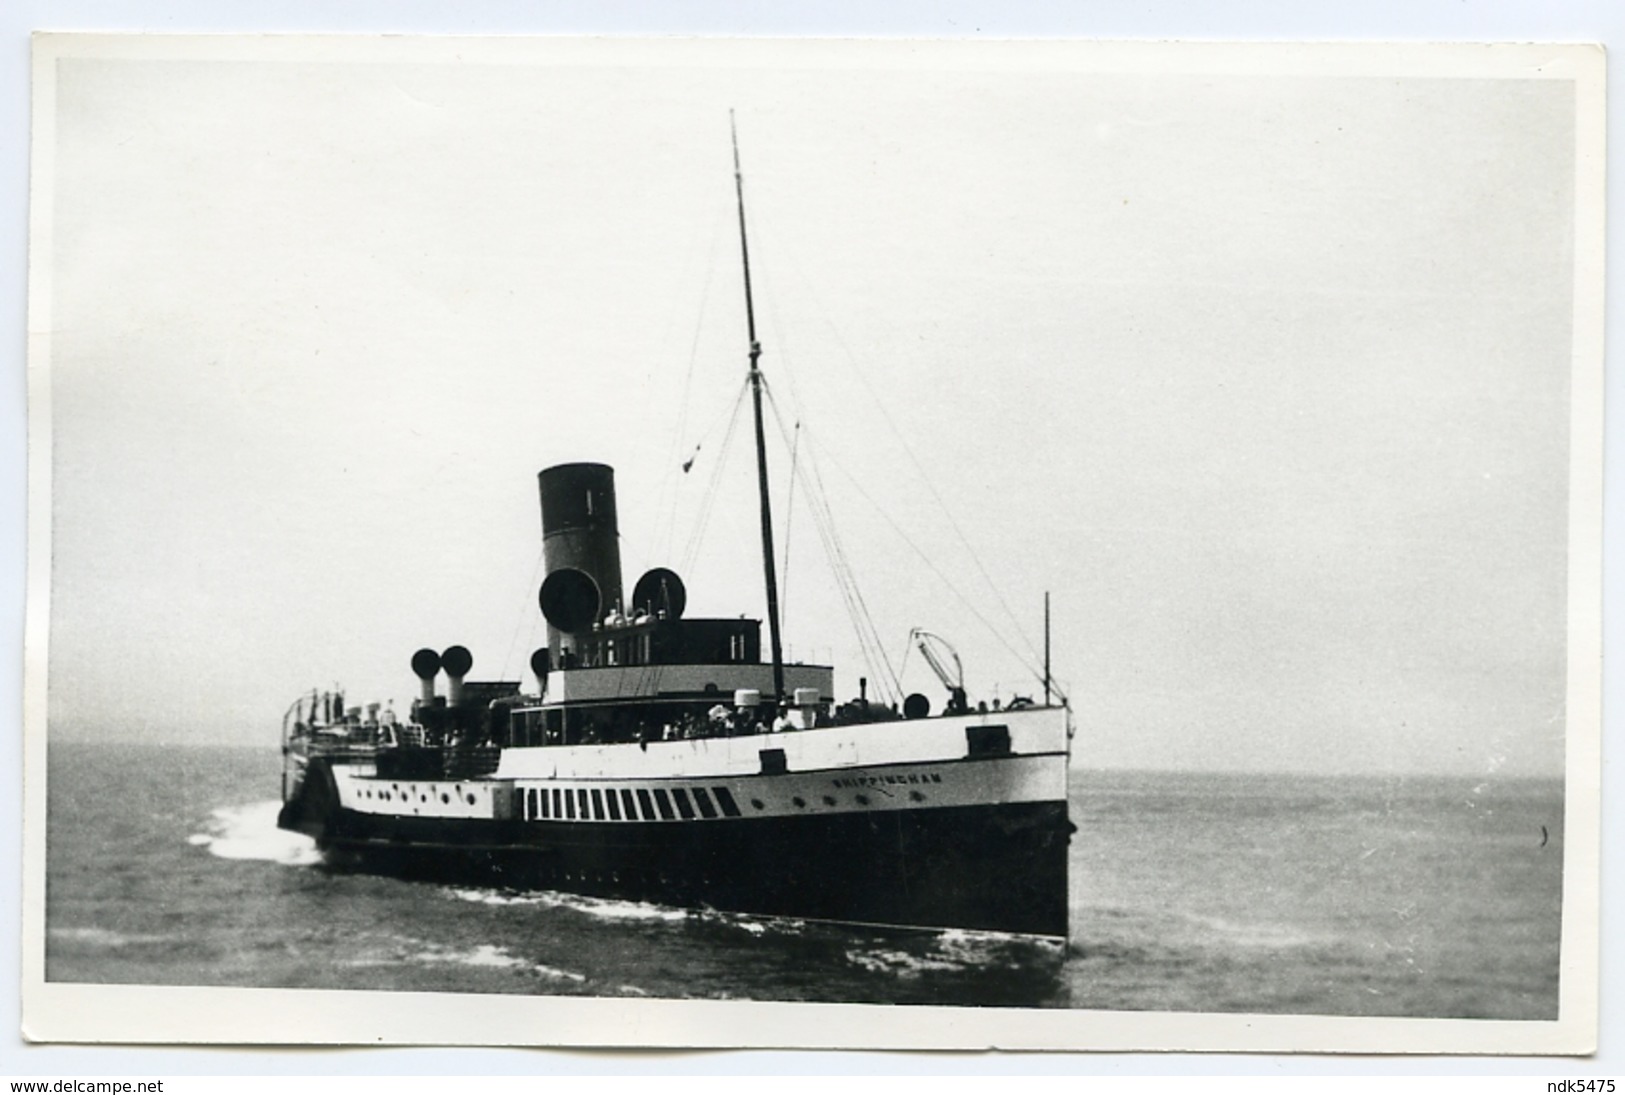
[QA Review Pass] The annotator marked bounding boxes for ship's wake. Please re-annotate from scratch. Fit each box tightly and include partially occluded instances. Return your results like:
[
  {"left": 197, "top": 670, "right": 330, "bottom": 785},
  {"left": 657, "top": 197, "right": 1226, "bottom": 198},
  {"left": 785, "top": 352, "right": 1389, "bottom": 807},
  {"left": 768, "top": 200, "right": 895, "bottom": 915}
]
[
  {"left": 441, "top": 882, "right": 1061, "bottom": 996},
  {"left": 394, "top": 937, "right": 587, "bottom": 983},
  {"left": 443, "top": 886, "right": 691, "bottom": 922},
  {"left": 842, "top": 926, "right": 1066, "bottom": 978},
  {"left": 188, "top": 800, "right": 321, "bottom": 866}
]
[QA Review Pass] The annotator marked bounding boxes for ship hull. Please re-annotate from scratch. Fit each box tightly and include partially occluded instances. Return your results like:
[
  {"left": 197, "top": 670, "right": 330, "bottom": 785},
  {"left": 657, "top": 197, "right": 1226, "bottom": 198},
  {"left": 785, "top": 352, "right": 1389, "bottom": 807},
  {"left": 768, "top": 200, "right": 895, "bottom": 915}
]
[
  {"left": 280, "top": 711, "right": 1073, "bottom": 938},
  {"left": 313, "top": 792, "right": 1066, "bottom": 929},
  {"left": 300, "top": 791, "right": 1068, "bottom": 938}
]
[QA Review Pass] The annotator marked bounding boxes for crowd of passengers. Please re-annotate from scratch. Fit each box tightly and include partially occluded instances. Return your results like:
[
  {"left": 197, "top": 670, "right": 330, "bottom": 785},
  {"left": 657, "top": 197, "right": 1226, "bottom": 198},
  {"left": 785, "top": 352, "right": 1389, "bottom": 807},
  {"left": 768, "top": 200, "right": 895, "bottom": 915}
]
[
  {"left": 532, "top": 689, "right": 1031, "bottom": 748},
  {"left": 543, "top": 700, "right": 826, "bottom": 748},
  {"left": 306, "top": 690, "right": 1032, "bottom": 751}
]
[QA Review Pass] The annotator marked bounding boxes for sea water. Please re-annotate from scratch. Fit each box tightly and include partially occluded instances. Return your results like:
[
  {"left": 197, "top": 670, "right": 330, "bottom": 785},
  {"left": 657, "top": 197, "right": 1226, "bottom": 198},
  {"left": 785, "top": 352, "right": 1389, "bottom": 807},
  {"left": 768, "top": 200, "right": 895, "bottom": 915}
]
[{"left": 42, "top": 742, "right": 1563, "bottom": 1016}]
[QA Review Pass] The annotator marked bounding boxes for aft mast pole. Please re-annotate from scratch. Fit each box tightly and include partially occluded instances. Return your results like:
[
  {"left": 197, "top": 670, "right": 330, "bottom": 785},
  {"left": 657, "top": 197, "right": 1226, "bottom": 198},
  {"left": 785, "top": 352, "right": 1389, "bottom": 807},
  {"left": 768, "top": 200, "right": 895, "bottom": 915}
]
[
  {"left": 731, "top": 111, "right": 787, "bottom": 704},
  {"left": 1044, "top": 591, "right": 1052, "bottom": 706}
]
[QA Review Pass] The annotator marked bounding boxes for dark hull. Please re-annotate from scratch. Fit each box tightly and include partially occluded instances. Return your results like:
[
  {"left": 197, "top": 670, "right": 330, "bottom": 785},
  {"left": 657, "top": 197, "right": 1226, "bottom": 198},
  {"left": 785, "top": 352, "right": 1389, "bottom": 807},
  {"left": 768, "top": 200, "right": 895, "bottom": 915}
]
[{"left": 280, "top": 762, "right": 1070, "bottom": 937}]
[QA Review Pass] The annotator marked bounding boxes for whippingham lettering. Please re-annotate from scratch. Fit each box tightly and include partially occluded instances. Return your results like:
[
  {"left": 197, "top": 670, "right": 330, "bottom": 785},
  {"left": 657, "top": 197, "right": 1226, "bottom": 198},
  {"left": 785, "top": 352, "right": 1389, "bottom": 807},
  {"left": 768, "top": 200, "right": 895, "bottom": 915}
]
[{"left": 831, "top": 773, "right": 944, "bottom": 789}]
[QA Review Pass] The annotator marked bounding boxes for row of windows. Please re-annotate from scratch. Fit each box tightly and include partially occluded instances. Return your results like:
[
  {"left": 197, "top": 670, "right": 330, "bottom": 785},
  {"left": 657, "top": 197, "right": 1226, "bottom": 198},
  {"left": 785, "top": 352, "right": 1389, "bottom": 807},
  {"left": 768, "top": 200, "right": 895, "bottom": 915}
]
[{"left": 523, "top": 784, "right": 743, "bottom": 823}]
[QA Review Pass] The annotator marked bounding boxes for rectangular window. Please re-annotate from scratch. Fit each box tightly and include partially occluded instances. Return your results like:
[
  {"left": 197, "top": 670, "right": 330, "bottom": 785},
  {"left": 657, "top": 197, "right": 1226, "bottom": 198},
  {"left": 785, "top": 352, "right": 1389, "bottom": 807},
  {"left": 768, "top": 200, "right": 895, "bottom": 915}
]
[
  {"left": 564, "top": 789, "right": 576, "bottom": 820},
  {"left": 539, "top": 788, "right": 550, "bottom": 819},
  {"left": 671, "top": 788, "right": 696, "bottom": 820},
  {"left": 712, "top": 787, "right": 742, "bottom": 818},
  {"left": 621, "top": 789, "right": 640, "bottom": 820},
  {"left": 527, "top": 788, "right": 538, "bottom": 820},
  {"left": 552, "top": 788, "right": 562, "bottom": 818},
  {"left": 590, "top": 789, "right": 606, "bottom": 820},
  {"left": 651, "top": 788, "right": 676, "bottom": 821},
  {"left": 691, "top": 787, "right": 718, "bottom": 819},
  {"left": 577, "top": 789, "right": 590, "bottom": 820},
  {"left": 636, "top": 789, "right": 655, "bottom": 820},
  {"left": 605, "top": 789, "right": 622, "bottom": 821}
]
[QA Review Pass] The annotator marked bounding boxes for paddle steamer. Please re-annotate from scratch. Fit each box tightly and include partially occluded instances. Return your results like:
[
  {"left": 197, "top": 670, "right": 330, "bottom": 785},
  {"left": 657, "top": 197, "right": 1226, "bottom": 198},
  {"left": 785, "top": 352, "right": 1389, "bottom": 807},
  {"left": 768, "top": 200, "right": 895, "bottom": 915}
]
[{"left": 277, "top": 119, "right": 1074, "bottom": 938}]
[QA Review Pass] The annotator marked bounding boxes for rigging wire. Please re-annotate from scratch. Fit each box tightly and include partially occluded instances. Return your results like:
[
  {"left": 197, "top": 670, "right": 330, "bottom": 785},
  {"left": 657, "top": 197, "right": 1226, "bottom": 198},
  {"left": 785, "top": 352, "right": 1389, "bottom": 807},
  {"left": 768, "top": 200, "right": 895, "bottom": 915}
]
[
  {"left": 678, "top": 378, "right": 750, "bottom": 579},
  {"left": 498, "top": 543, "right": 550, "bottom": 687},
  {"left": 779, "top": 420, "right": 801, "bottom": 633},
  {"left": 652, "top": 189, "right": 729, "bottom": 566},
  {"left": 797, "top": 419, "right": 1054, "bottom": 697},
  {"left": 763, "top": 385, "right": 903, "bottom": 706},
  {"left": 744, "top": 216, "right": 1047, "bottom": 674}
]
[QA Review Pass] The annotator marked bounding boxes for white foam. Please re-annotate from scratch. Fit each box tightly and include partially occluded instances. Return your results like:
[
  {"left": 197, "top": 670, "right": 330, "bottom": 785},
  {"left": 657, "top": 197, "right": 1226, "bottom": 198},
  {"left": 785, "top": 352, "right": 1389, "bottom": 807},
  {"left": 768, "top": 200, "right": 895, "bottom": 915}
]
[
  {"left": 443, "top": 887, "right": 540, "bottom": 908},
  {"left": 190, "top": 800, "right": 322, "bottom": 866},
  {"left": 443, "top": 886, "right": 688, "bottom": 922},
  {"left": 406, "top": 938, "right": 586, "bottom": 982},
  {"left": 49, "top": 926, "right": 171, "bottom": 947},
  {"left": 843, "top": 947, "right": 965, "bottom": 977},
  {"left": 552, "top": 894, "right": 689, "bottom": 922},
  {"left": 694, "top": 909, "right": 810, "bottom": 938}
]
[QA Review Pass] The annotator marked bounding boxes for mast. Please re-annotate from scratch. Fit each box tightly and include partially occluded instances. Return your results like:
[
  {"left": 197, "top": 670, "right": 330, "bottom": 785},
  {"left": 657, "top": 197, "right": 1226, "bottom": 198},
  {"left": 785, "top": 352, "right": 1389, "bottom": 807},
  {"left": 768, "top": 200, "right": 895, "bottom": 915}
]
[
  {"left": 1044, "top": 591, "right": 1052, "bottom": 705},
  {"left": 731, "top": 111, "right": 786, "bottom": 703}
]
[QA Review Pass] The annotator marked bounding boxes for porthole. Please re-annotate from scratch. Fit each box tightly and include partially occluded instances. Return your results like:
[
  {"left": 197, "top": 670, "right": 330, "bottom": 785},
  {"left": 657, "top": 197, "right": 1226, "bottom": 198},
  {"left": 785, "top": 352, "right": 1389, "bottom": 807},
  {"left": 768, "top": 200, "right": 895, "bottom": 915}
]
[
  {"left": 466, "top": 794, "right": 477, "bottom": 805},
  {"left": 792, "top": 796, "right": 807, "bottom": 809},
  {"left": 750, "top": 798, "right": 766, "bottom": 811},
  {"left": 441, "top": 793, "right": 450, "bottom": 804},
  {"left": 909, "top": 791, "right": 926, "bottom": 803},
  {"left": 822, "top": 795, "right": 836, "bottom": 806},
  {"left": 855, "top": 794, "right": 870, "bottom": 806}
]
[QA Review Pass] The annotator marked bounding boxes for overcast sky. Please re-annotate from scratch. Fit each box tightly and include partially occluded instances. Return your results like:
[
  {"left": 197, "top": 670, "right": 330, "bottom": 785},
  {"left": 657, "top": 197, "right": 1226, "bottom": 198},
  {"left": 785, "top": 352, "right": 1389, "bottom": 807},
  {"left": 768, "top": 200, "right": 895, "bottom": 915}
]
[{"left": 35, "top": 38, "right": 1589, "bottom": 775}]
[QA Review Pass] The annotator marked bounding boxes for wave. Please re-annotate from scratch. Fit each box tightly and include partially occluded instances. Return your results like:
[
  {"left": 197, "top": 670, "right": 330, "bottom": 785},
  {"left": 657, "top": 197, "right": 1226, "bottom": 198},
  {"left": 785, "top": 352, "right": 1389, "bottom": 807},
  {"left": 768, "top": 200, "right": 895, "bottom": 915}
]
[
  {"left": 190, "top": 800, "right": 322, "bottom": 866},
  {"left": 1074, "top": 895, "right": 1330, "bottom": 951},
  {"left": 843, "top": 947, "right": 969, "bottom": 977},
  {"left": 1181, "top": 912, "right": 1327, "bottom": 950},
  {"left": 842, "top": 926, "right": 1065, "bottom": 979},
  {"left": 407, "top": 939, "right": 587, "bottom": 982},
  {"left": 443, "top": 886, "right": 828, "bottom": 944},
  {"left": 335, "top": 935, "right": 587, "bottom": 983},
  {"left": 48, "top": 926, "right": 174, "bottom": 948},
  {"left": 442, "top": 886, "right": 690, "bottom": 923}
]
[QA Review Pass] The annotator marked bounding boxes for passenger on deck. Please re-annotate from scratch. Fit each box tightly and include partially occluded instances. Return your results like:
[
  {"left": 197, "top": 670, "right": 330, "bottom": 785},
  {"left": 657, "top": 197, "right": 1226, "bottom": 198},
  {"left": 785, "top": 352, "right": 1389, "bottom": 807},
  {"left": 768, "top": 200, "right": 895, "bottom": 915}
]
[{"left": 772, "top": 706, "right": 794, "bottom": 734}]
